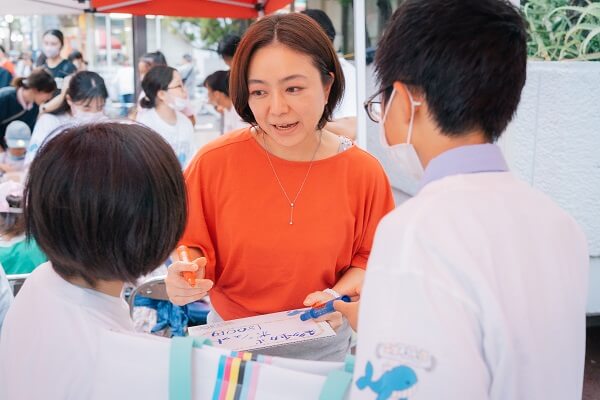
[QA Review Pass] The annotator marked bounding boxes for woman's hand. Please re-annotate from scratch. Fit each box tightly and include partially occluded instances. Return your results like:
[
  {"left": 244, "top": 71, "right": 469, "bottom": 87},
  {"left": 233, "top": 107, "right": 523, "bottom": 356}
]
[
  {"left": 303, "top": 291, "right": 344, "bottom": 331},
  {"left": 165, "top": 257, "right": 214, "bottom": 306}
]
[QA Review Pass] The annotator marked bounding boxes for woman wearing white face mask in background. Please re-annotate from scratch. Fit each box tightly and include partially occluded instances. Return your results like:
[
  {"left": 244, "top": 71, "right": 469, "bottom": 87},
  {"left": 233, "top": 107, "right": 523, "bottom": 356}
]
[
  {"left": 37, "top": 30, "right": 76, "bottom": 90},
  {"left": 25, "top": 71, "right": 108, "bottom": 167},
  {"left": 136, "top": 66, "right": 193, "bottom": 167}
]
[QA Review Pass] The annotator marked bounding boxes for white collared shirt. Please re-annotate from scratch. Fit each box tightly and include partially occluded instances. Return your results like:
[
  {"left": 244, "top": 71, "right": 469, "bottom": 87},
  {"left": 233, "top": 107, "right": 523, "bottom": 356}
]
[{"left": 353, "top": 172, "right": 588, "bottom": 400}]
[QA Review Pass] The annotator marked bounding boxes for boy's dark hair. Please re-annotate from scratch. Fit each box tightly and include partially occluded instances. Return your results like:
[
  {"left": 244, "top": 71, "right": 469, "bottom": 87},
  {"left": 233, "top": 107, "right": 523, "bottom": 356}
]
[
  {"left": 204, "top": 70, "right": 229, "bottom": 96},
  {"left": 375, "top": 0, "right": 527, "bottom": 142},
  {"left": 301, "top": 9, "right": 336, "bottom": 43},
  {"left": 140, "top": 65, "right": 176, "bottom": 108},
  {"left": 25, "top": 122, "right": 187, "bottom": 287},
  {"left": 217, "top": 35, "right": 241, "bottom": 59},
  {"left": 51, "top": 71, "right": 108, "bottom": 115},
  {"left": 230, "top": 13, "right": 344, "bottom": 130}
]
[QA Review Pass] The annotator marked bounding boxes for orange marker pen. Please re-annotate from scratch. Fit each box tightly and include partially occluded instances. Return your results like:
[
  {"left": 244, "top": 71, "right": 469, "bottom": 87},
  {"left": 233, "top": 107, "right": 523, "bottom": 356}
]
[{"left": 177, "top": 245, "right": 196, "bottom": 286}]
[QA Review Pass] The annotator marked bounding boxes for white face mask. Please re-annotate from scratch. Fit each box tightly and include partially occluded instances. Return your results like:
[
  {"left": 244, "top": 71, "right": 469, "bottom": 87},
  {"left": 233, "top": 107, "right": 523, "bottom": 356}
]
[
  {"left": 168, "top": 95, "right": 189, "bottom": 112},
  {"left": 379, "top": 87, "right": 424, "bottom": 195},
  {"left": 72, "top": 107, "right": 105, "bottom": 123},
  {"left": 43, "top": 45, "right": 60, "bottom": 59}
]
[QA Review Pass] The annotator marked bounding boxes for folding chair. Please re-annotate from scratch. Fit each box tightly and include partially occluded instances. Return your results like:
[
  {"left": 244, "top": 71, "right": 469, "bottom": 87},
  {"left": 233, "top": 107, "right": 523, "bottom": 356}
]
[
  {"left": 126, "top": 275, "right": 169, "bottom": 316},
  {"left": 7, "top": 273, "right": 29, "bottom": 297}
]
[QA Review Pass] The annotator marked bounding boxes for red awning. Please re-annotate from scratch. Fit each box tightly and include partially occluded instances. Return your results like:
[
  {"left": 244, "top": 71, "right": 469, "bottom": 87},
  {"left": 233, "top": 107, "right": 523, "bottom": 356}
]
[{"left": 89, "top": 0, "right": 292, "bottom": 18}]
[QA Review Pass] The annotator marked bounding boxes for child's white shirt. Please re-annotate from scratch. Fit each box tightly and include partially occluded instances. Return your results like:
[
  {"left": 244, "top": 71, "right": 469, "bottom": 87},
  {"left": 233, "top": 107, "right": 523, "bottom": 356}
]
[{"left": 0, "top": 262, "right": 134, "bottom": 399}]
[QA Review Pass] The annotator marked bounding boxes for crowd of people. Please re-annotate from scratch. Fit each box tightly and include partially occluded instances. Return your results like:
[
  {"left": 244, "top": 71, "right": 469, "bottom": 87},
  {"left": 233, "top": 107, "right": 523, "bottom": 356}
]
[{"left": 0, "top": 1, "right": 591, "bottom": 399}]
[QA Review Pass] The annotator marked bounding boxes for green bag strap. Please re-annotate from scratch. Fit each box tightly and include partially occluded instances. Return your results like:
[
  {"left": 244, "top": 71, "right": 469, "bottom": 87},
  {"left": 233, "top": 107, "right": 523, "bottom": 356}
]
[
  {"left": 319, "top": 355, "right": 355, "bottom": 400},
  {"left": 169, "top": 337, "right": 212, "bottom": 400}
]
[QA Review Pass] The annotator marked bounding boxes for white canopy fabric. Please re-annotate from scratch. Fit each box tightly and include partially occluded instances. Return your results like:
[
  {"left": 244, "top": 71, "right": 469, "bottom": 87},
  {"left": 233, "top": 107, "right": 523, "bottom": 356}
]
[{"left": 0, "top": 0, "right": 90, "bottom": 15}]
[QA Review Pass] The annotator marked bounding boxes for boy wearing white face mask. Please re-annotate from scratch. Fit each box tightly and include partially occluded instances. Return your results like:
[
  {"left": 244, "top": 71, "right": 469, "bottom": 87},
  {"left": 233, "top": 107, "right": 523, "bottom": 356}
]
[
  {"left": 137, "top": 66, "right": 193, "bottom": 168},
  {"left": 26, "top": 71, "right": 108, "bottom": 167},
  {"left": 335, "top": 1, "right": 589, "bottom": 399}
]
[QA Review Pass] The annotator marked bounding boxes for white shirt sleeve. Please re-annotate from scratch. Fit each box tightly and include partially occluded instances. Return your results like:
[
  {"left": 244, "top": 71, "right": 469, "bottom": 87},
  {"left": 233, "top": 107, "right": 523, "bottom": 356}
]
[
  {"left": 352, "top": 226, "right": 491, "bottom": 399},
  {"left": 0, "top": 265, "right": 13, "bottom": 334},
  {"left": 334, "top": 57, "right": 357, "bottom": 119},
  {"left": 25, "top": 113, "right": 63, "bottom": 167}
]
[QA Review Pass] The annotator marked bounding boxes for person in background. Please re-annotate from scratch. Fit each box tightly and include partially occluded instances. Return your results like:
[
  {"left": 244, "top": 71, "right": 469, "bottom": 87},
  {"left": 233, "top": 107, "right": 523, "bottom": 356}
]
[
  {"left": 165, "top": 13, "right": 395, "bottom": 362},
  {"left": 217, "top": 34, "right": 241, "bottom": 68},
  {"left": 0, "top": 69, "right": 56, "bottom": 149},
  {"left": 0, "top": 122, "right": 187, "bottom": 399},
  {"left": 0, "top": 265, "right": 12, "bottom": 333},
  {"left": 302, "top": 9, "right": 357, "bottom": 140},
  {"left": 25, "top": 71, "right": 108, "bottom": 167},
  {"left": 137, "top": 66, "right": 193, "bottom": 167},
  {"left": 0, "top": 181, "right": 46, "bottom": 275},
  {"left": 0, "top": 121, "right": 30, "bottom": 175},
  {"left": 38, "top": 29, "right": 77, "bottom": 90},
  {"left": 138, "top": 51, "right": 167, "bottom": 81},
  {"left": 0, "top": 67, "right": 11, "bottom": 89},
  {"left": 0, "top": 46, "right": 15, "bottom": 77},
  {"left": 68, "top": 50, "right": 88, "bottom": 72},
  {"left": 15, "top": 51, "right": 33, "bottom": 78},
  {"left": 334, "top": 1, "right": 589, "bottom": 399},
  {"left": 112, "top": 57, "right": 135, "bottom": 117},
  {"left": 178, "top": 53, "right": 196, "bottom": 99},
  {"left": 203, "top": 70, "right": 247, "bottom": 134}
]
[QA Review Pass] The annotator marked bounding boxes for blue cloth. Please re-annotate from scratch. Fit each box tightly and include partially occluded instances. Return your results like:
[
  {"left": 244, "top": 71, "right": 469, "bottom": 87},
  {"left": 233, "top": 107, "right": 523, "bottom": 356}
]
[
  {"left": 420, "top": 143, "right": 509, "bottom": 190},
  {"left": 0, "top": 265, "right": 14, "bottom": 333},
  {"left": 133, "top": 296, "right": 189, "bottom": 337}
]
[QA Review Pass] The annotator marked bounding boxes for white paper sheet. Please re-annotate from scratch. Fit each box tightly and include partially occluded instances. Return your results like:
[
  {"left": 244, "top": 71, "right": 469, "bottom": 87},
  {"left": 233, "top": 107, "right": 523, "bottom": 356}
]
[{"left": 187, "top": 309, "right": 336, "bottom": 351}]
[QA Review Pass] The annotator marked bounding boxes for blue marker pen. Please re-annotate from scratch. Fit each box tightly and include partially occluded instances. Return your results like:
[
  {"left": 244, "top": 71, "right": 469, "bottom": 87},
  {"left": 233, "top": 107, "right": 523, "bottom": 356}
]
[{"left": 300, "top": 295, "right": 351, "bottom": 321}]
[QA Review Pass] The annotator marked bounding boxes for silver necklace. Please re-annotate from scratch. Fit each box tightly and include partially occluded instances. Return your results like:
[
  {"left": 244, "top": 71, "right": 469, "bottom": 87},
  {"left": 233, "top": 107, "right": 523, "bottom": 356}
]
[{"left": 262, "top": 131, "right": 323, "bottom": 225}]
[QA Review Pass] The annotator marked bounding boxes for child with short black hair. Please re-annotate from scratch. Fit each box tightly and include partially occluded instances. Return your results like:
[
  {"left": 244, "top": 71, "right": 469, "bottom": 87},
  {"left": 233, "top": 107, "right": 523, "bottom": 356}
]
[{"left": 0, "top": 122, "right": 187, "bottom": 399}]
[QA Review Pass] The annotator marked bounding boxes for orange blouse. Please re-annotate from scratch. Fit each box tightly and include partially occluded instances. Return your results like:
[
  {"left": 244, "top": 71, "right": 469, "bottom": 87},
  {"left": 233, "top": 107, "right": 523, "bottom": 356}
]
[{"left": 181, "top": 129, "right": 395, "bottom": 320}]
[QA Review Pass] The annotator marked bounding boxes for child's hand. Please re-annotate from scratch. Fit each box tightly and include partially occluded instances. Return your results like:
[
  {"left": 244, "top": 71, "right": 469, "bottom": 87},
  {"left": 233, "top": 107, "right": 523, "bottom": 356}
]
[
  {"left": 165, "top": 257, "right": 213, "bottom": 306},
  {"left": 303, "top": 290, "right": 344, "bottom": 331}
]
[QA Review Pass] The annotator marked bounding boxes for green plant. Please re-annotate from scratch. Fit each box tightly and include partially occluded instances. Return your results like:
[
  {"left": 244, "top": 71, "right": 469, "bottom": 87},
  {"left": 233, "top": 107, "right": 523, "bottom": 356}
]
[
  {"left": 166, "top": 18, "right": 251, "bottom": 50},
  {"left": 523, "top": 0, "right": 600, "bottom": 61}
]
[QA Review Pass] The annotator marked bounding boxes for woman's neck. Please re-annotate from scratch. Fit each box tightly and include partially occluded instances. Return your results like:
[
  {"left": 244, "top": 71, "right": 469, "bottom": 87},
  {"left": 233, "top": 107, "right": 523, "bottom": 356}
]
[
  {"left": 254, "top": 127, "right": 341, "bottom": 162},
  {"left": 45, "top": 56, "right": 62, "bottom": 68},
  {"left": 155, "top": 102, "right": 177, "bottom": 125},
  {"left": 254, "top": 127, "right": 321, "bottom": 161}
]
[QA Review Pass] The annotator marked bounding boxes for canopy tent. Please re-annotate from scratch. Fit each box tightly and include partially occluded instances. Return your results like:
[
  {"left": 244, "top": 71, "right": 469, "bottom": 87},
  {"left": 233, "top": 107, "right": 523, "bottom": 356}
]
[
  {"left": 88, "top": 0, "right": 291, "bottom": 18},
  {"left": 0, "top": 0, "right": 291, "bottom": 18},
  {"left": 0, "top": 0, "right": 89, "bottom": 15}
]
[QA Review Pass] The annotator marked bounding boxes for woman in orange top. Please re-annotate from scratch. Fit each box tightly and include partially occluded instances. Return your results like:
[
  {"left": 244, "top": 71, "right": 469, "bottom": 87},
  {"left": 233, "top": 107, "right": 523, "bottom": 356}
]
[{"left": 165, "top": 13, "right": 394, "bottom": 361}]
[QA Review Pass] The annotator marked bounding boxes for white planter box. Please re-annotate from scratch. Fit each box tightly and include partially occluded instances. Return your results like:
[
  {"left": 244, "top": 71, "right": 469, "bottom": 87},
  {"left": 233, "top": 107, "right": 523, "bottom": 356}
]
[{"left": 499, "top": 61, "right": 600, "bottom": 314}]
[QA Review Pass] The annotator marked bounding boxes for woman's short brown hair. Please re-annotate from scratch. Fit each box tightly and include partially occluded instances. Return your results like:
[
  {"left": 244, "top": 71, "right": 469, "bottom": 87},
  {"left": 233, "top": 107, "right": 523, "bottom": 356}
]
[
  {"left": 25, "top": 122, "right": 187, "bottom": 287},
  {"left": 230, "top": 13, "right": 344, "bottom": 130}
]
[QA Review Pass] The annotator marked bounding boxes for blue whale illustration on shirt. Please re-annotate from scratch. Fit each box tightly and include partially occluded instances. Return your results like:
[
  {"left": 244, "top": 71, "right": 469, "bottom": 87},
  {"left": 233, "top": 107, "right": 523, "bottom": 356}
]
[{"left": 356, "top": 361, "right": 418, "bottom": 400}]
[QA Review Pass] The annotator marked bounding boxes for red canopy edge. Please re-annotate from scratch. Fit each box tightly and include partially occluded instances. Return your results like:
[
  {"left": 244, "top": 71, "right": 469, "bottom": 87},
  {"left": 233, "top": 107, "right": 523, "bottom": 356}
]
[{"left": 89, "top": 0, "right": 292, "bottom": 18}]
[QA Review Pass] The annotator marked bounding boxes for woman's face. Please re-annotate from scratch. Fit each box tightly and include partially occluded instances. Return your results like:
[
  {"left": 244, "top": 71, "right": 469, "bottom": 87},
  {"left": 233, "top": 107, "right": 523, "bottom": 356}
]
[
  {"left": 67, "top": 95, "right": 105, "bottom": 116},
  {"left": 32, "top": 90, "right": 54, "bottom": 106},
  {"left": 138, "top": 61, "right": 150, "bottom": 78},
  {"left": 42, "top": 34, "right": 62, "bottom": 59},
  {"left": 157, "top": 71, "right": 187, "bottom": 104},
  {"left": 247, "top": 43, "right": 332, "bottom": 149}
]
